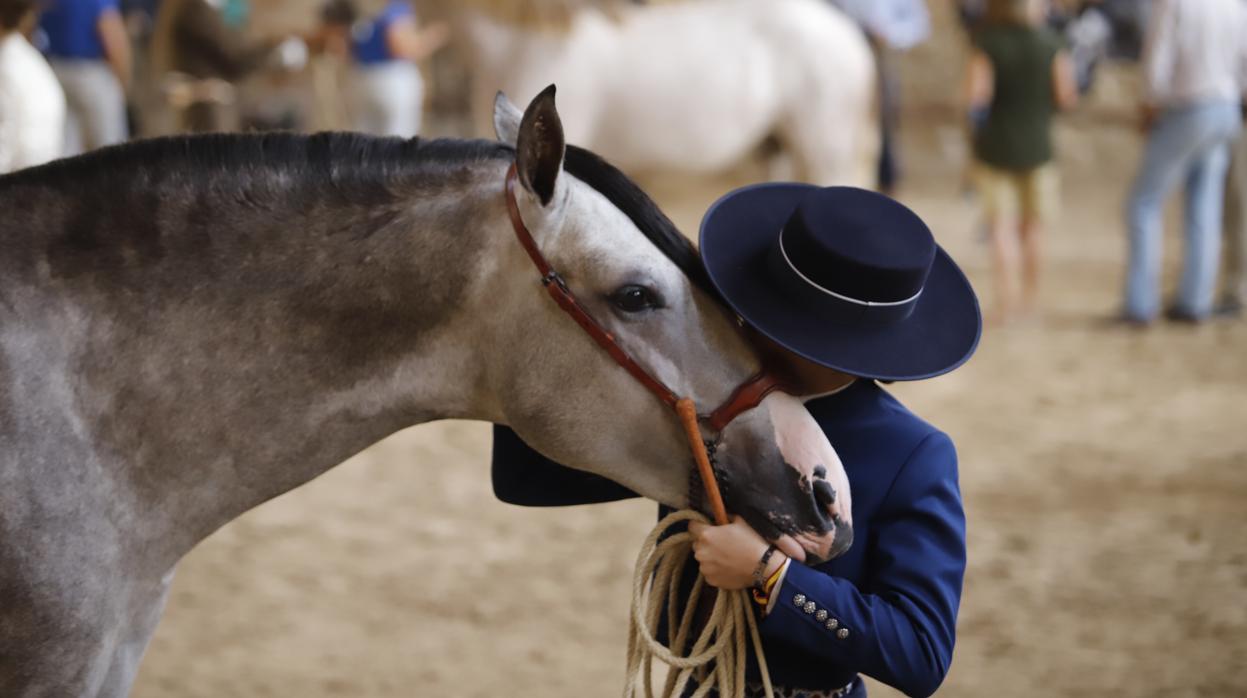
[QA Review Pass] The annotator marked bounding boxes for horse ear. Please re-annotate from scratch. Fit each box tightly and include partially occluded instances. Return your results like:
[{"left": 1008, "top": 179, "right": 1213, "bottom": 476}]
[
  {"left": 493, "top": 91, "right": 523, "bottom": 145},
  {"left": 515, "top": 85, "right": 564, "bottom": 207}
]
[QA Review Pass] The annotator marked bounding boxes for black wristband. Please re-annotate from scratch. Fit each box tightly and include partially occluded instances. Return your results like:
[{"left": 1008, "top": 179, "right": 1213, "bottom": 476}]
[{"left": 752, "top": 544, "right": 780, "bottom": 590}]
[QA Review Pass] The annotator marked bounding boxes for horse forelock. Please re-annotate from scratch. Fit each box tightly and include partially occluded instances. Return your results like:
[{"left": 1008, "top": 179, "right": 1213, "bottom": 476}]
[{"left": 562, "top": 145, "right": 720, "bottom": 304}]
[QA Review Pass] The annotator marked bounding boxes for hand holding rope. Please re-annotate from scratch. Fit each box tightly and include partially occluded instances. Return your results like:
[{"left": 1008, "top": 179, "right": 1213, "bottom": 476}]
[{"left": 622, "top": 400, "right": 775, "bottom": 698}]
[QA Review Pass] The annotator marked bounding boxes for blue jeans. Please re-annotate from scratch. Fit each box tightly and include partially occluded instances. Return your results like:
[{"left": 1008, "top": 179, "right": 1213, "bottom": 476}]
[{"left": 1124, "top": 101, "right": 1242, "bottom": 320}]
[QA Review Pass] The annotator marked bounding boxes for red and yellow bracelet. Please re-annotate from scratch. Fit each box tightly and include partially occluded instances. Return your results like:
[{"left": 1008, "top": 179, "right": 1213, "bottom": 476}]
[{"left": 751, "top": 556, "right": 787, "bottom": 606}]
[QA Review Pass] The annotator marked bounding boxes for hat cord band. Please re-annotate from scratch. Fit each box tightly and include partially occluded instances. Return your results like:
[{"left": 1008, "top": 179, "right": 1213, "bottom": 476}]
[{"left": 778, "top": 233, "right": 923, "bottom": 308}]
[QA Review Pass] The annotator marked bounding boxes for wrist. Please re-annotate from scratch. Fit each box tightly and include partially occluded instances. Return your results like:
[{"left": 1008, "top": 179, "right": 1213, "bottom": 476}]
[
  {"left": 751, "top": 556, "right": 790, "bottom": 610},
  {"left": 750, "top": 544, "right": 780, "bottom": 590},
  {"left": 763, "top": 550, "right": 788, "bottom": 578}
]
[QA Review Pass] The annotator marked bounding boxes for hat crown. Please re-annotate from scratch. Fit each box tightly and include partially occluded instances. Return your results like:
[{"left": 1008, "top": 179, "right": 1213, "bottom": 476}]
[
  {"left": 781, "top": 188, "right": 935, "bottom": 305},
  {"left": 698, "top": 180, "right": 980, "bottom": 381}
]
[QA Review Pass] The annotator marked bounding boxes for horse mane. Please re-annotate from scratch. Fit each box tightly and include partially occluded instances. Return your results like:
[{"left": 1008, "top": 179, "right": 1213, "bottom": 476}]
[
  {"left": 0, "top": 132, "right": 512, "bottom": 197},
  {"left": 1, "top": 131, "right": 717, "bottom": 300}
]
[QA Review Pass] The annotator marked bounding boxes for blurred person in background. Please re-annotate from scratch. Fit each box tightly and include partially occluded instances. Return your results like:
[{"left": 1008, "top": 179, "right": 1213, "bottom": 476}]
[
  {"left": 960, "top": 1, "right": 1152, "bottom": 96},
  {"left": 118, "top": 0, "right": 158, "bottom": 45},
  {"left": 148, "top": 0, "right": 288, "bottom": 132},
  {"left": 36, "top": 0, "right": 130, "bottom": 154},
  {"left": 217, "top": 0, "right": 246, "bottom": 28},
  {"left": 827, "top": 0, "right": 930, "bottom": 195},
  {"left": 965, "top": 0, "right": 1078, "bottom": 325},
  {"left": 315, "top": 0, "right": 447, "bottom": 137},
  {"left": 1219, "top": 103, "right": 1247, "bottom": 318},
  {"left": 0, "top": 0, "right": 65, "bottom": 171},
  {"left": 1121, "top": 0, "right": 1246, "bottom": 324},
  {"left": 957, "top": 0, "right": 986, "bottom": 29},
  {"left": 118, "top": 0, "right": 158, "bottom": 136}
]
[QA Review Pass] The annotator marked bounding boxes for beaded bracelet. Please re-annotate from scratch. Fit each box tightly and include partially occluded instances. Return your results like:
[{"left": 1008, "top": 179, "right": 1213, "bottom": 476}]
[{"left": 751, "top": 543, "right": 780, "bottom": 590}]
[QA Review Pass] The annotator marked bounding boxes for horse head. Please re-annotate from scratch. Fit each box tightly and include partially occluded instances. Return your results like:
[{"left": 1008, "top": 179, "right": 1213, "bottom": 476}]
[{"left": 486, "top": 87, "right": 852, "bottom": 563}]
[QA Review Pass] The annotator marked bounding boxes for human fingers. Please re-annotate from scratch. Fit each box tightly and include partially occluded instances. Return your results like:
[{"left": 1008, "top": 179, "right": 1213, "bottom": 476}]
[
  {"left": 687, "top": 520, "right": 707, "bottom": 540},
  {"left": 693, "top": 545, "right": 713, "bottom": 568}
]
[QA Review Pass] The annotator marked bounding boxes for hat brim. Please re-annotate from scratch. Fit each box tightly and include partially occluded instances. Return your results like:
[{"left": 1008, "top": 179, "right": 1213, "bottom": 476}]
[{"left": 699, "top": 182, "right": 982, "bottom": 381}]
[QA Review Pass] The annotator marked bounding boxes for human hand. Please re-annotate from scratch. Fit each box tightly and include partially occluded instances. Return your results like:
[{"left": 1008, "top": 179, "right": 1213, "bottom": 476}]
[{"left": 688, "top": 516, "right": 787, "bottom": 591}]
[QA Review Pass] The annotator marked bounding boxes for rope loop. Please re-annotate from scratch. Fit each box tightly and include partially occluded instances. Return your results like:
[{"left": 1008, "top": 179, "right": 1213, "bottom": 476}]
[{"left": 624, "top": 510, "right": 774, "bottom": 698}]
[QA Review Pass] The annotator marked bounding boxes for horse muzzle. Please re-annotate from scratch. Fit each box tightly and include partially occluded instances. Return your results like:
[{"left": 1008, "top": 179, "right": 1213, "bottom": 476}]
[{"left": 705, "top": 392, "right": 854, "bottom": 565}]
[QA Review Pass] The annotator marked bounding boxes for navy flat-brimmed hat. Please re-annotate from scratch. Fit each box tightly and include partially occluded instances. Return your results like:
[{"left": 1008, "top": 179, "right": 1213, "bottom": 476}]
[{"left": 700, "top": 183, "right": 981, "bottom": 381}]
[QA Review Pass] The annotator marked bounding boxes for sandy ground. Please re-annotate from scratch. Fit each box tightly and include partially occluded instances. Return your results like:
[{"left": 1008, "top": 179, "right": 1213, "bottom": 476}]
[{"left": 125, "top": 4, "right": 1247, "bottom": 697}]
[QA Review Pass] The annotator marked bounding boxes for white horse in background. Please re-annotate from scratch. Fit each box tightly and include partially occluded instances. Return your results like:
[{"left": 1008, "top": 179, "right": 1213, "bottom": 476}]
[{"left": 461, "top": 0, "right": 878, "bottom": 187}]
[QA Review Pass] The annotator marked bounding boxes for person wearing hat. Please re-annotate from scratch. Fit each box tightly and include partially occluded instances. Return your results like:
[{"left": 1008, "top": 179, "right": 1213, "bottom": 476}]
[{"left": 492, "top": 184, "right": 981, "bottom": 698}]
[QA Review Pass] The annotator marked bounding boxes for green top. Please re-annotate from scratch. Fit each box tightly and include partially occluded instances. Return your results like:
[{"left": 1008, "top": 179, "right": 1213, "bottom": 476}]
[{"left": 972, "top": 24, "right": 1064, "bottom": 172}]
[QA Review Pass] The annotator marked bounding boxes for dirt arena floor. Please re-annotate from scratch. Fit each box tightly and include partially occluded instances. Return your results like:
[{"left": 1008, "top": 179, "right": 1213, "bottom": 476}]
[{"left": 129, "top": 7, "right": 1246, "bottom": 698}]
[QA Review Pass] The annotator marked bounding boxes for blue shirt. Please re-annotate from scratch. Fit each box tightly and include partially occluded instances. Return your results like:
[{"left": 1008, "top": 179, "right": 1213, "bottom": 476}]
[
  {"left": 350, "top": 0, "right": 413, "bottom": 65},
  {"left": 491, "top": 380, "right": 966, "bottom": 697},
  {"left": 828, "top": 0, "right": 931, "bottom": 50},
  {"left": 37, "top": 0, "right": 119, "bottom": 60}
]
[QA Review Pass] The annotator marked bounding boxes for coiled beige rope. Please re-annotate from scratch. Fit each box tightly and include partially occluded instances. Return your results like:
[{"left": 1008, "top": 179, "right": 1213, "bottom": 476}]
[{"left": 625, "top": 509, "right": 774, "bottom": 698}]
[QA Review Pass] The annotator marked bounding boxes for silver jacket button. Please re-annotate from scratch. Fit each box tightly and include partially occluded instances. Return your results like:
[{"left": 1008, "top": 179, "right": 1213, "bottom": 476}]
[
  {"left": 825, "top": 618, "right": 838, "bottom": 630},
  {"left": 803, "top": 601, "right": 817, "bottom": 614},
  {"left": 815, "top": 609, "right": 829, "bottom": 622},
  {"left": 837, "top": 628, "right": 850, "bottom": 640},
  {"left": 793, "top": 594, "right": 806, "bottom": 607}
]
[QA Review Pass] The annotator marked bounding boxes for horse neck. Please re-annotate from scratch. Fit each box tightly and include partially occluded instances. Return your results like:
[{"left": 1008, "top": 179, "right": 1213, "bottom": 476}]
[{"left": 37, "top": 158, "right": 513, "bottom": 559}]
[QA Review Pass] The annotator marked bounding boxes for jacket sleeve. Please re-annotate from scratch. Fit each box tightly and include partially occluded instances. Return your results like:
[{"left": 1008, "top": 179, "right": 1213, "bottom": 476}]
[
  {"left": 490, "top": 425, "right": 640, "bottom": 507},
  {"left": 758, "top": 432, "right": 966, "bottom": 698}
]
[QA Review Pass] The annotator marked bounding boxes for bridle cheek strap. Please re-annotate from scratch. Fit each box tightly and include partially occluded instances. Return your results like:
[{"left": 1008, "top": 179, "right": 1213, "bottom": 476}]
[
  {"left": 504, "top": 163, "right": 788, "bottom": 524},
  {"left": 505, "top": 164, "right": 681, "bottom": 410}
]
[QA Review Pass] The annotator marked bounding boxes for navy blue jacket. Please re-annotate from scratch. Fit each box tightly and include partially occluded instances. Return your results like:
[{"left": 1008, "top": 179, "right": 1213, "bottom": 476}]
[{"left": 491, "top": 380, "right": 966, "bottom": 697}]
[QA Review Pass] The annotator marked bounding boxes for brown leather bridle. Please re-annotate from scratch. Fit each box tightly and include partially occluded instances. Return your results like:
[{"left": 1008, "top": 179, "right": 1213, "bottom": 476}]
[{"left": 504, "top": 163, "right": 787, "bottom": 523}]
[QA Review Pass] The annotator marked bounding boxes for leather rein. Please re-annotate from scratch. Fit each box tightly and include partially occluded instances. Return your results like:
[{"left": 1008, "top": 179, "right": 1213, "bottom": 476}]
[{"left": 503, "top": 164, "right": 786, "bottom": 523}]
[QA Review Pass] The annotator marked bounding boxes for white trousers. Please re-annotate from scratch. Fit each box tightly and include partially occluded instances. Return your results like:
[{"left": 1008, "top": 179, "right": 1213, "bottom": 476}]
[
  {"left": 49, "top": 59, "right": 127, "bottom": 154},
  {"left": 351, "top": 61, "right": 424, "bottom": 138}
]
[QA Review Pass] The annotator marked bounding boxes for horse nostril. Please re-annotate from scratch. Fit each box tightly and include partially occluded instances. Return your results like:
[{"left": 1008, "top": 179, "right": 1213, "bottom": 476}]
[{"left": 813, "top": 479, "right": 836, "bottom": 510}]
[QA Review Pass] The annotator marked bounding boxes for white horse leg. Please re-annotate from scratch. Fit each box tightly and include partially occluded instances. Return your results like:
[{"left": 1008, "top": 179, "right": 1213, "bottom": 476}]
[
  {"left": 777, "top": 75, "right": 877, "bottom": 188},
  {"left": 761, "top": 134, "right": 800, "bottom": 183},
  {"left": 767, "top": 0, "right": 878, "bottom": 188},
  {"left": 857, "top": 96, "right": 883, "bottom": 190}
]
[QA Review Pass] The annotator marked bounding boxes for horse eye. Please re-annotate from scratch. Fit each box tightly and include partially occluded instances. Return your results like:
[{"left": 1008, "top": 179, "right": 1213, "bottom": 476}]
[{"left": 610, "top": 285, "right": 661, "bottom": 313}]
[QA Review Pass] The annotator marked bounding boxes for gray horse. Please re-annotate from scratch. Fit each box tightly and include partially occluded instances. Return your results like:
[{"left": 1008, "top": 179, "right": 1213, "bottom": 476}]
[{"left": 0, "top": 88, "right": 852, "bottom": 696}]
